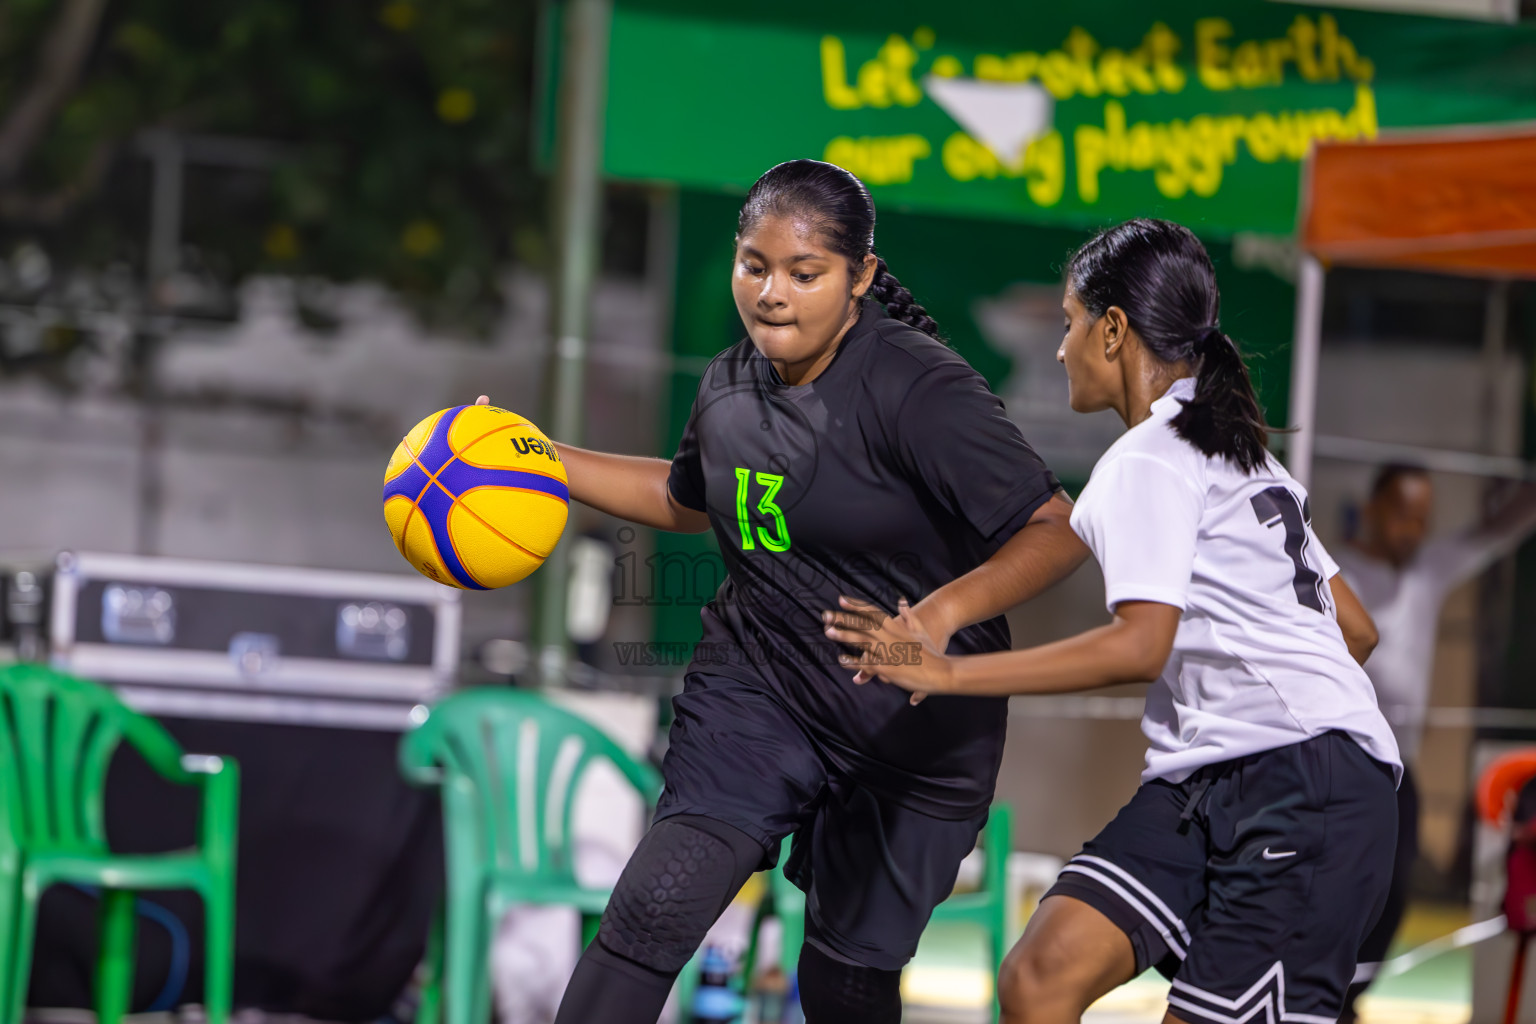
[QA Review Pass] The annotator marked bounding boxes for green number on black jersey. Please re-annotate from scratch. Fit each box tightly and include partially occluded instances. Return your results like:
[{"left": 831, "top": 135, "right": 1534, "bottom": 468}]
[{"left": 733, "top": 466, "right": 792, "bottom": 552}]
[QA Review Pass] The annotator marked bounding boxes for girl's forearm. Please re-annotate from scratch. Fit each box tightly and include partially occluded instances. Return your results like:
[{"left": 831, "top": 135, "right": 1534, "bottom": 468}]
[
  {"left": 914, "top": 493, "right": 1088, "bottom": 638},
  {"left": 937, "top": 618, "right": 1167, "bottom": 697},
  {"left": 553, "top": 443, "right": 710, "bottom": 533}
]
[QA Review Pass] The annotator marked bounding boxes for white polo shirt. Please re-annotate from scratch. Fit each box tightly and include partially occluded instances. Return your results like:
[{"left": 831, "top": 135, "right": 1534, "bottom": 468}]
[
  {"left": 1070, "top": 378, "right": 1401, "bottom": 785},
  {"left": 1337, "top": 530, "right": 1523, "bottom": 765}
]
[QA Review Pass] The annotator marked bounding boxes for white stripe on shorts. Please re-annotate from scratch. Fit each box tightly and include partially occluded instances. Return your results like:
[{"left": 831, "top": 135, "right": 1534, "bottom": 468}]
[
  {"left": 1058, "top": 862, "right": 1187, "bottom": 961},
  {"left": 1170, "top": 962, "right": 1337, "bottom": 1024},
  {"left": 1072, "top": 854, "right": 1193, "bottom": 946}
]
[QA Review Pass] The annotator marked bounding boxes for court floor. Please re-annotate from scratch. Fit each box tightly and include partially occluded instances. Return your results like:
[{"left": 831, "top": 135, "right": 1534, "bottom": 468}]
[
  {"left": 901, "top": 903, "right": 1474, "bottom": 1024},
  {"left": 20, "top": 905, "right": 1477, "bottom": 1023}
]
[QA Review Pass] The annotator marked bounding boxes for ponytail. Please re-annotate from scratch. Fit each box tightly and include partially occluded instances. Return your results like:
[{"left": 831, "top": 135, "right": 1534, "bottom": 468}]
[
  {"left": 1067, "top": 218, "right": 1272, "bottom": 474},
  {"left": 868, "top": 257, "right": 941, "bottom": 339},
  {"left": 738, "top": 159, "right": 945, "bottom": 341},
  {"left": 1171, "top": 325, "right": 1269, "bottom": 473}
]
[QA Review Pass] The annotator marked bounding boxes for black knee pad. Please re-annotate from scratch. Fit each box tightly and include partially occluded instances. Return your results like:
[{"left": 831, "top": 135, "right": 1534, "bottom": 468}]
[
  {"left": 596, "top": 815, "right": 764, "bottom": 974},
  {"left": 798, "top": 930, "right": 903, "bottom": 1024}
]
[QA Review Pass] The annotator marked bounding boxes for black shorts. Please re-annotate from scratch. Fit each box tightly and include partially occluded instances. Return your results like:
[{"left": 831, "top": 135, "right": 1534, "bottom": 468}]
[
  {"left": 1043, "top": 731, "right": 1397, "bottom": 1024},
  {"left": 655, "top": 671, "right": 987, "bottom": 971}
]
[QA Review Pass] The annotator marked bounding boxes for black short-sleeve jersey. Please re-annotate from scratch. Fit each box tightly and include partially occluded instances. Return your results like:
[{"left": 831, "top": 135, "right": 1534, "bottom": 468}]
[{"left": 666, "top": 298, "right": 1061, "bottom": 817}]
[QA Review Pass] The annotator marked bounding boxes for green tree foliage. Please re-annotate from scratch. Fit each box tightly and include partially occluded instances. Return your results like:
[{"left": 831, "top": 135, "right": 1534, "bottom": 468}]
[{"left": 0, "top": 0, "right": 543, "bottom": 323}]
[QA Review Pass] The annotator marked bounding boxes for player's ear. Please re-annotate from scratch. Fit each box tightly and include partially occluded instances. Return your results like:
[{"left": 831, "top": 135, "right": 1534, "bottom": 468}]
[
  {"left": 851, "top": 253, "right": 878, "bottom": 298},
  {"left": 1102, "top": 305, "right": 1130, "bottom": 360}
]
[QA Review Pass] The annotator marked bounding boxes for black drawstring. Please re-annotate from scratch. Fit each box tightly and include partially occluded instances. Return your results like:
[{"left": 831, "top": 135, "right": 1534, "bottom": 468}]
[{"left": 1180, "top": 772, "right": 1214, "bottom": 823}]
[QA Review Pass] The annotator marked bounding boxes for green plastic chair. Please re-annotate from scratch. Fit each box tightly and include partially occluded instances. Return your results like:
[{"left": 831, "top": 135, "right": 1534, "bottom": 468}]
[
  {"left": 929, "top": 803, "right": 1014, "bottom": 1021},
  {"left": 727, "top": 803, "right": 1014, "bottom": 1022},
  {"left": 0, "top": 664, "right": 239, "bottom": 1024},
  {"left": 399, "top": 687, "right": 662, "bottom": 1024}
]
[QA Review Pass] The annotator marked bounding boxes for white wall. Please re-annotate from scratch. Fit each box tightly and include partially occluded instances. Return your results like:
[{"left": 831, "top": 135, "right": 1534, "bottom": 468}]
[{"left": 0, "top": 271, "right": 665, "bottom": 660}]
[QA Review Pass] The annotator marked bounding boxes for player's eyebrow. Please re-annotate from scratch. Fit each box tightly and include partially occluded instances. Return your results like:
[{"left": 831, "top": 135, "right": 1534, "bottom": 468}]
[{"left": 738, "top": 244, "right": 829, "bottom": 264}]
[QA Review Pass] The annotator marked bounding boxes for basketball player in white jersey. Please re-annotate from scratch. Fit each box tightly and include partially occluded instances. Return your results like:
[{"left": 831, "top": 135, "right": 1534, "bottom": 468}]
[{"left": 826, "top": 218, "right": 1401, "bottom": 1024}]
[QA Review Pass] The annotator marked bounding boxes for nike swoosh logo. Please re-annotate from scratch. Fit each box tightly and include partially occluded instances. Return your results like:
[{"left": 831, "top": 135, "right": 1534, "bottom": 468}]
[{"left": 1262, "top": 848, "right": 1298, "bottom": 860}]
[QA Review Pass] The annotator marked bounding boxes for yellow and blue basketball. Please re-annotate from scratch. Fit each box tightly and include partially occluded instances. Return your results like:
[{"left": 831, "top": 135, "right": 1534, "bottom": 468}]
[{"left": 382, "top": 405, "right": 569, "bottom": 589}]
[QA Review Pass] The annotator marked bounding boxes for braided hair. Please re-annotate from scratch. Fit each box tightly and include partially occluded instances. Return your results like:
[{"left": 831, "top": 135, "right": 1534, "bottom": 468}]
[
  {"left": 737, "top": 159, "right": 942, "bottom": 339},
  {"left": 1067, "top": 218, "right": 1271, "bottom": 473}
]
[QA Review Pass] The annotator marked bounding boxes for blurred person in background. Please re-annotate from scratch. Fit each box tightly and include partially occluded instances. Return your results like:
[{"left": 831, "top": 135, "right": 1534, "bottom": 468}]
[{"left": 1336, "top": 464, "right": 1536, "bottom": 1021}]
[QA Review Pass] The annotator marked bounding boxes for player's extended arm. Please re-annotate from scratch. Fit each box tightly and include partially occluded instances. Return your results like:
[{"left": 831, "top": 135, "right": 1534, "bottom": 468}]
[
  {"left": 825, "top": 597, "right": 1179, "bottom": 699},
  {"left": 1329, "top": 573, "right": 1378, "bottom": 666},
  {"left": 556, "top": 444, "right": 711, "bottom": 534},
  {"left": 908, "top": 491, "right": 1089, "bottom": 647},
  {"left": 1441, "top": 482, "right": 1536, "bottom": 586},
  {"left": 475, "top": 396, "right": 709, "bottom": 533}
]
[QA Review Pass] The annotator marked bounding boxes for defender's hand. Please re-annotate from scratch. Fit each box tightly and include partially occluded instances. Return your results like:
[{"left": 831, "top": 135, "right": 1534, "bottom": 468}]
[{"left": 823, "top": 596, "right": 953, "bottom": 704}]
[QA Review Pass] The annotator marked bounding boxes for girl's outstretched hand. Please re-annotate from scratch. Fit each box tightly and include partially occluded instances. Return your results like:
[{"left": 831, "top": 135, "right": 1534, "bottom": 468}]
[{"left": 823, "top": 595, "right": 953, "bottom": 705}]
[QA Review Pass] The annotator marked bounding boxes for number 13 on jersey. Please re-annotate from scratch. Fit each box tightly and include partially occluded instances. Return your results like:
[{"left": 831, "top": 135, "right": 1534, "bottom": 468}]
[{"left": 734, "top": 467, "right": 791, "bottom": 552}]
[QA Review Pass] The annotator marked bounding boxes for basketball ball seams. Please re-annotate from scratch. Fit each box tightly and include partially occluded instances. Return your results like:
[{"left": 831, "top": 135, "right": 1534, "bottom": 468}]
[
  {"left": 449, "top": 419, "right": 546, "bottom": 465},
  {"left": 385, "top": 405, "right": 568, "bottom": 590},
  {"left": 442, "top": 512, "right": 491, "bottom": 590},
  {"left": 456, "top": 483, "right": 569, "bottom": 514},
  {"left": 437, "top": 461, "right": 570, "bottom": 503},
  {"left": 382, "top": 496, "right": 414, "bottom": 557},
  {"left": 415, "top": 412, "right": 487, "bottom": 589},
  {"left": 455, "top": 450, "right": 567, "bottom": 482},
  {"left": 409, "top": 412, "right": 568, "bottom": 493},
  {"left": 397, "top": 414, "right": 474, "bottom": 560},
  {"left": 393, "top": 433, "right": 439, "bottom": 555},
  {"left": 385, "top": 406, "right": 445, "bottom": 483},
  {"left": 452, "top": 484, "right": 564, "bottom": 557},
  {"left": 454, "top": 425, "right": 567, "bottom": 481},
  {"left": 419, "top": 413, "right": 568, "bottom": 522},
  {"left": 399, "top": 509, "right": 455, "bottom": 587},
  {"left": 441, "top": 404, "right": 532, "bottom": 452},
  {"left": 416, "top": 480, "right": 486, "bottom": 590},
  {"left": 430, "top": 478, "right": 545, "bottom": 562},
  {"left": 398, "top": 428, "right": 477, "bottom": 588}
]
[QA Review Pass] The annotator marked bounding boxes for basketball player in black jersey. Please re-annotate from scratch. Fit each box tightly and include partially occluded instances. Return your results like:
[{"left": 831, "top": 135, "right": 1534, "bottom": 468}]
[{"left": 481, "top": 160, "right": 1087, "bottom": 1023}]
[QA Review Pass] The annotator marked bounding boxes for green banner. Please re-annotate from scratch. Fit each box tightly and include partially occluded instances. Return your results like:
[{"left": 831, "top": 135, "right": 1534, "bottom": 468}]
[{"left": 585, "top": 0, "right": 1536, "bottom": 235}]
